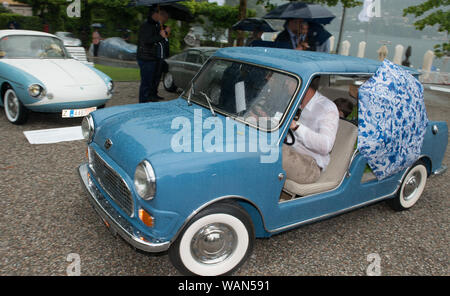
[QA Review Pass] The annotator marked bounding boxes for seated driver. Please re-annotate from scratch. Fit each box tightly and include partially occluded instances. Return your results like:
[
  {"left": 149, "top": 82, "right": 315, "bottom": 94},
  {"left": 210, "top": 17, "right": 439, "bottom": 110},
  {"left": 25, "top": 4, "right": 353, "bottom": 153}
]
[{"left": 283, "top": 77, "right": 339, "bottom": 184}]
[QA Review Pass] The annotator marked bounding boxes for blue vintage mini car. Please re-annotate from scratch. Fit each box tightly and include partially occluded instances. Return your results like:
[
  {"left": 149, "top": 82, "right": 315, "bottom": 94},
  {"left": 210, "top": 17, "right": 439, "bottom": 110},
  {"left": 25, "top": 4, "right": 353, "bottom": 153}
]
[{"left": 78, "top": 47, "right": 448, "bottom": 276}]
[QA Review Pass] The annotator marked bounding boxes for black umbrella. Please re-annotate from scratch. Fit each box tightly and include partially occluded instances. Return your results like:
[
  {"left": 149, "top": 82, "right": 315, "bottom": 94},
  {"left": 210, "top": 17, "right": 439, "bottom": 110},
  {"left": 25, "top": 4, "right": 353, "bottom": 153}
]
[
  {"left": 263, "top": 2, "right": 335, "bottom": 25},
  {"left": 232, "top": 18, "right": 277, "bottom": 32},
  {"left": 129, "top": 0, "right": 193, "bottom": 22},
  {"left": 128, "top": 0, "right": 185, "bottom": 5},
  {"left": 91, "top": 23, "right": 104, "bottom": 28}
]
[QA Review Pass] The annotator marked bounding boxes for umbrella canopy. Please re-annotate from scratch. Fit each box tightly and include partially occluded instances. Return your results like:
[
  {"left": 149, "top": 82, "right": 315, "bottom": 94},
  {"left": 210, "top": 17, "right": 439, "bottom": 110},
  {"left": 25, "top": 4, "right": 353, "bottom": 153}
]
[
  {"left": 91, "top": 23, "right": 104, "bottom": 28},
  {"left": 232, "top": 18, "right": 277, "bottom": 32},
  {"left": 128, "top": 0, "right": 185, "bottom": 5},
  {"left": 129, "top": 1, "right": 193, "bottom": 22},
  {"left": 357, "top": 60, "right": 428, "bottom": 180},
  {"left": 263, "top": 2, "right": 335, "bottom": 25}
]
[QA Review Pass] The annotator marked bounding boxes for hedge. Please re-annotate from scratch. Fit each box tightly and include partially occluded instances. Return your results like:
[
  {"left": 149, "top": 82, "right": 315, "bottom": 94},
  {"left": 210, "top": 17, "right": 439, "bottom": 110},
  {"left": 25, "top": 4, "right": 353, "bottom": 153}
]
[{"left": 0, "top": 13, "right": 42, "bottom": 31}]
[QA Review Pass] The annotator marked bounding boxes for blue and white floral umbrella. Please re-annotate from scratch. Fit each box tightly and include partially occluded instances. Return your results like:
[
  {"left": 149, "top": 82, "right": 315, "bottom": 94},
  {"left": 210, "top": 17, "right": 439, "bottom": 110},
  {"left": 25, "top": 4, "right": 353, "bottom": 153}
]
[{"left": 357, "top": 59, "right": 428, "bottom": 180}]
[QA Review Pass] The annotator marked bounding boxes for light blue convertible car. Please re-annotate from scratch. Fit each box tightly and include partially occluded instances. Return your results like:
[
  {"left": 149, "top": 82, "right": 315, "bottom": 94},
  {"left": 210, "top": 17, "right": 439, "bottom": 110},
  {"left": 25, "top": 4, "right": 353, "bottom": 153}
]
[{"left": 78, "top": 47, "right": 447, "bottom": 276}]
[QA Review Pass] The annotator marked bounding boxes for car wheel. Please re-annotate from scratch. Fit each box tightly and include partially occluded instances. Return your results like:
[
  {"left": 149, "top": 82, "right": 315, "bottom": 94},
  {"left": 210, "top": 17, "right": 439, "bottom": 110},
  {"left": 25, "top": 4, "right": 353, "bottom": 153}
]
[
  {"left": 163, "top": 72, "right": 176, "bottom": 92},
  {"left": 388, "top": 161, "right": 428, "bottom": 211},
  {"left": 169, "top": 201, "right": 255, "bottom": 276},
  {"left": 3, "top": 88, "right": 28, "bottom": 125}
]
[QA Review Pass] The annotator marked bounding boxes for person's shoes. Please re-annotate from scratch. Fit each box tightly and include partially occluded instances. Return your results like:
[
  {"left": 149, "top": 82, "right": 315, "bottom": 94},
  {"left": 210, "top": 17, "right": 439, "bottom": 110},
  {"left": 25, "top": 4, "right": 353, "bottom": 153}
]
[{"left": 153, "top": 94, "right": 165, "bottom": 101}]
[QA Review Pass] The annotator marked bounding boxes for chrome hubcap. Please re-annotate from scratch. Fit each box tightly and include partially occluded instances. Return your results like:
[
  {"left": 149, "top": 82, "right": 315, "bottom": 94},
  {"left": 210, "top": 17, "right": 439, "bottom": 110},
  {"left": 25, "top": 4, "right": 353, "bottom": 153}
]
[
  {"left": 6, "top": 92, "right": 19, "bottom": 119},
  {"left": 403, "top": 172, "right": 421, "bottom": 201},
  {"left": 191, "top": 223, "right": 237, "bottom": 265},
  {"left": 164, "top": 73, "right": 173, "bottom": 87}
]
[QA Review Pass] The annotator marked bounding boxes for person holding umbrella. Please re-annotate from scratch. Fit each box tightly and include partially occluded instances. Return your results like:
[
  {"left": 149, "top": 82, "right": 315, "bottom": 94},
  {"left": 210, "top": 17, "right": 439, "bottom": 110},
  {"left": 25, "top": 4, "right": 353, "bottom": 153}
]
[
  {"left": 137, "top": 6, "right": 171, "bottom": 103},
  {"left": 264, "top": 2, "right": 335, "bottom": 51},
  {"left": 275, "top": 19, "right": 304, "bottom": 50},
  {"left": 231, "top": 18, "right": 276, "bottom": 47}
]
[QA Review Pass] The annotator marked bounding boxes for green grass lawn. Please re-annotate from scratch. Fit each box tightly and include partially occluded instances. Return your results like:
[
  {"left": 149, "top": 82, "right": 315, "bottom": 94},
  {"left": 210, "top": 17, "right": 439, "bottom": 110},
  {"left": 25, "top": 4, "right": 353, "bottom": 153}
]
[{"left": 94, "top": 64, "right": 140, "bottom": 82}]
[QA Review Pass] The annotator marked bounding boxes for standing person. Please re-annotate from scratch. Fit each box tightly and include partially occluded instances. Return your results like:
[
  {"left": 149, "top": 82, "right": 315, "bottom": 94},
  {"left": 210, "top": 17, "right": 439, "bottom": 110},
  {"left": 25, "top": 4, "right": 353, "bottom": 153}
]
[
  {"left": 275, "top": 19, "right": 303, "bottom": 50},
  {"left": 92, "top": 28, "right": 101, "bottom": 57},
  {"left": 298, "top": 22, "right": 315, "bottom": 51},
  {"left": 246, "top": 30, "right": 263, "bottom": 46},
  {"left": 137, "top": 6, "right": 170, "bottom": 103}
]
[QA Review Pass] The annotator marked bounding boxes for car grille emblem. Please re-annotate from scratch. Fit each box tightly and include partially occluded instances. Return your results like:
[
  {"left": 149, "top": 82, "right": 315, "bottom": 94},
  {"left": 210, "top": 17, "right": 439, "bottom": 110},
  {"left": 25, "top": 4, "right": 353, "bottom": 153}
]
[{"left": 104, "top": 139, "right": 113, "bottom": 150}]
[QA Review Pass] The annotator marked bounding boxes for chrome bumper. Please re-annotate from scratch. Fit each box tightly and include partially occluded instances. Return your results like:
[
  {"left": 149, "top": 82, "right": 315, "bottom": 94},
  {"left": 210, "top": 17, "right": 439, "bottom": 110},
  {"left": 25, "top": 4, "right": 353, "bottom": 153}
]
[
  {"left": 432, "top": 165, "right": 447, "bottom": 177},
  {"left": 78, "top": 163, "right": 170, "bottom": 253}
]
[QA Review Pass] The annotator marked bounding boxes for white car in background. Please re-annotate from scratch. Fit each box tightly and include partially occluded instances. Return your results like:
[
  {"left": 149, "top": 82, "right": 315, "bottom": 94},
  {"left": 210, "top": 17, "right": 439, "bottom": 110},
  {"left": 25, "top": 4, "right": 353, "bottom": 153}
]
[
  {"left": 55, "top": 31, "right": 91, "bottom": 65},
  {"left": 0, "top": 30, "right": 113, "bottom": 124}
]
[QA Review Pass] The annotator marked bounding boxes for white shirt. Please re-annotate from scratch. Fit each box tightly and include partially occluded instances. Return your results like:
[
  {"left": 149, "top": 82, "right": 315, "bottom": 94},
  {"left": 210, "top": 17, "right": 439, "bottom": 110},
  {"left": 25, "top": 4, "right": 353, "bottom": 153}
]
[{"left": 292, "top": 91, "right": 339, "bottom": 170}]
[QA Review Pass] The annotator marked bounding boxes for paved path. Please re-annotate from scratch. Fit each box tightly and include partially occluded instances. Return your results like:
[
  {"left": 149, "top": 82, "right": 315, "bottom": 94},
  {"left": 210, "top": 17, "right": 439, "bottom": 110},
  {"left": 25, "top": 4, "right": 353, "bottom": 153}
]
[{"left": 0, "top": 82, "right": 448, "bottom": 275}]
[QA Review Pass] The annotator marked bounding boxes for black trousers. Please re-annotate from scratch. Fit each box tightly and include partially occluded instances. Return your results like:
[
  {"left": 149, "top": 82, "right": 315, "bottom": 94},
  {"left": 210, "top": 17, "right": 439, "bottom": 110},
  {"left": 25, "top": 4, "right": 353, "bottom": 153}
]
[{"left": 137, "top": 59, "right": 164, "bottom": 103}]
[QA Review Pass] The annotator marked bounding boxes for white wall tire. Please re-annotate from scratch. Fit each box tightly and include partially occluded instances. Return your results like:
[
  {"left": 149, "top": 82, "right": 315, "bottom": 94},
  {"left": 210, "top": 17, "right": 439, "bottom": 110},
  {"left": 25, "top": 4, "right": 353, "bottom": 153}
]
[
  {"left": 163, "top": 72, "right": 176, "bottom": 92},
  {"left": 389, "top": 162, "right": 428, "bottom": 211},
  {"left": 4, "top": 88, "right": 28, "bottom": 125},
  {"left": 169, "top": 202, "right": 254, "bottom": 276}
]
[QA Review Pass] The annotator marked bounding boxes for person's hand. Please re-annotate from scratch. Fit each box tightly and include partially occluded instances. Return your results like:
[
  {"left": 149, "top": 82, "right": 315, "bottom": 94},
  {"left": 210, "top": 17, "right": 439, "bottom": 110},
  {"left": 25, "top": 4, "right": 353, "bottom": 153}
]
[
  {"left": 160, "top": 29, "right": 168, "bottom": 39},
  {"left": 290, "top": 120, "right": 299, "bottom": 131},
  {"left": 165, "top": 26, "right": 171, "bottom": 36}
]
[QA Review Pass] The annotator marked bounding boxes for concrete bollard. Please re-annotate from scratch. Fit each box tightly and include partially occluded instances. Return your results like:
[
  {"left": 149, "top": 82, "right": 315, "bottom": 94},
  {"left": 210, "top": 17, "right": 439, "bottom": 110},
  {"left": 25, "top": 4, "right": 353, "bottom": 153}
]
[
  {"left": 377, "top": 45, "right": 388, "bottom": 61},
  {"left": 393, "top": 44, "right": 404, "bottom": 65},
  {"left": 341, "top": 40, "right": 351, "bottom": 56},
  {"left": 422, "top": 50, "right": 435, "bottom": 80},
  {"left": 329, "top": 36, "right": 335, "bottom": 53},
  {"left": 357, "top": 41, "right": 366, "bottom": 58}
]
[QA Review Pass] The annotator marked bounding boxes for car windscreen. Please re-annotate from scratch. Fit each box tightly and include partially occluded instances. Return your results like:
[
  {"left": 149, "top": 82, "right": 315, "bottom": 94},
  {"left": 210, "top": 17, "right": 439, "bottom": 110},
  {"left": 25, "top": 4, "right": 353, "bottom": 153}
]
[
  {"left": 185, "top": 58, "right": 300, "bottom": 131},
  {"left": 0, "top": 35, "right": 69, "bottom": 59}
]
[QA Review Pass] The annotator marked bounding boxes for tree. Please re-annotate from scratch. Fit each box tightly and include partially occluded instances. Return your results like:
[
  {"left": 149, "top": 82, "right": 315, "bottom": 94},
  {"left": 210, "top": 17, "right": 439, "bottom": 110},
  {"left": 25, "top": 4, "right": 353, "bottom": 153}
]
[
  {"left": 403, "top": 0, "right": 449, "bottom": 57},
  {"left": 257, "top": 0, "right": 362, "bottom": 10}
]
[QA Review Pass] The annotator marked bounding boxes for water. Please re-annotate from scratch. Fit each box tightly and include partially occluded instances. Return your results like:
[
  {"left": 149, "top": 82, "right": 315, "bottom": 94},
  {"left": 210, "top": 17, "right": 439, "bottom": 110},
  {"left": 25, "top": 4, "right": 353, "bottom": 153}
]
[{"left": 329, "top": 30, "right": 449, "bottom": 72}]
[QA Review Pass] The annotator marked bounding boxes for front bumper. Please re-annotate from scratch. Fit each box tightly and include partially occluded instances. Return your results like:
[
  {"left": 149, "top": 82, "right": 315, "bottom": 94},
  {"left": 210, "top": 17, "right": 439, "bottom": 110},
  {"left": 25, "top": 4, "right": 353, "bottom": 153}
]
[
  {"left": 78, "top": 163, "right": 170, "bottom": 253},
  {"left": 431, "top": 164, "right": 447, "bottom": 177}
]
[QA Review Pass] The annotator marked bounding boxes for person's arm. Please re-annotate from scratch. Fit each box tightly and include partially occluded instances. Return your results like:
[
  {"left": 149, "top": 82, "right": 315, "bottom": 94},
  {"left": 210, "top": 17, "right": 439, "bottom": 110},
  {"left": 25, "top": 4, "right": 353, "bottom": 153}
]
[
  {"left": 293, "top": 110, "right": 339, "bottom": 155},
  {"left": 141, "top": 23, "right": 165, "bottom": 46}
]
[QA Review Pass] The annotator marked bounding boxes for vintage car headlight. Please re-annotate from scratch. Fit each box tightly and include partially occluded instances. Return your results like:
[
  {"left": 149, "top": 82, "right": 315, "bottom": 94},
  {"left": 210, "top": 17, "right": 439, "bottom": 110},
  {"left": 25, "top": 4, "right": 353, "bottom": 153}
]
[
  {"left": 28, "top": 84, "right": 46, "bottom": 98},
  {"left": 134, "top": 160, "right": 156, "bottom": 200},
  {"left": 107, "top": 80, "right": 114, "bottom": 94},
  {"left": 81, "top": 115, "right": 95, "bottom": 142}
]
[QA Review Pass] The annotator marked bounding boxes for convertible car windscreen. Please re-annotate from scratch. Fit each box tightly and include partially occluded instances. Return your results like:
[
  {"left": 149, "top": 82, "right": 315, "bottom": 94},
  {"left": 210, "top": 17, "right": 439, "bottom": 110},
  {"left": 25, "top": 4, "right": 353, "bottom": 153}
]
[
  {"left": 188, "top": 59, "right": 299, "bottom": 129},
  {"left": 0, "top": 35, "right": 68, "bottom": 59}
]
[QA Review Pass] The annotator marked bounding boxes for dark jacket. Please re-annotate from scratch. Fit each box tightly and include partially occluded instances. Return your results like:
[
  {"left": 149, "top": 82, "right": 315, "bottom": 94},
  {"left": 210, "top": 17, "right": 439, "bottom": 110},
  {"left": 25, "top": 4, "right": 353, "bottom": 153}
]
[
  {"left": 137, "top": 18, "right": 169, "bottom": 61},
  {"left": 275, "top": 29, "right": 316, "bottom": 51},
  {"left": 275, "top": 30, "right": 294, "bottom": 49}
]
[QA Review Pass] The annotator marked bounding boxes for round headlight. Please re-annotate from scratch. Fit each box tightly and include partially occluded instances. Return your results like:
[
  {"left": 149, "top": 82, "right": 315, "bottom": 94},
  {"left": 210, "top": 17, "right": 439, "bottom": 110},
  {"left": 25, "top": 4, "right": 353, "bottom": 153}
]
[
  {"left": 28, "top": 84, "right": 45, "bottom": 98},
  {"left": 81, "top": 115, "right": 94, "bottom": 142},
  {"left": 134, "top": 160, "right": 156, "bottom": 200},
  {"left": 107, "top": 81, "right": 114, "bottom": 94}
]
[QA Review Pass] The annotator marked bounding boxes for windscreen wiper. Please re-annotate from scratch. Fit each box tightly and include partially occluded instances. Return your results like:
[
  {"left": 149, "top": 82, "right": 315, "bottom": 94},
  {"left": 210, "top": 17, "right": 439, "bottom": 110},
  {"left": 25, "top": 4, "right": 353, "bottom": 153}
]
[{"left": 200, "top": 92, "right": 216, "bottom": 117}]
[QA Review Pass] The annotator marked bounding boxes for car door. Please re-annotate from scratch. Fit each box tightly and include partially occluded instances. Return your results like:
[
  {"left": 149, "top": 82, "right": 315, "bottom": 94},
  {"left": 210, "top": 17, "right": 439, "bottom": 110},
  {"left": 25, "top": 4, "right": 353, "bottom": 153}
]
[
  {"left": 168, "top": 51, "right": 187, "bottom": 88},
  {"left": 178, "top": 50, "right": 201, "bottom": 89}
]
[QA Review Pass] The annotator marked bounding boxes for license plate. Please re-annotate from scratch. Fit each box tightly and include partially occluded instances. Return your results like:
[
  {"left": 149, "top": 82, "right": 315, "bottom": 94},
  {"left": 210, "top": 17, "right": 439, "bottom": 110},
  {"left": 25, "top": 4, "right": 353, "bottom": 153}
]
[{"left": 62, "top": 107, "right": 97, "bottom": 118}]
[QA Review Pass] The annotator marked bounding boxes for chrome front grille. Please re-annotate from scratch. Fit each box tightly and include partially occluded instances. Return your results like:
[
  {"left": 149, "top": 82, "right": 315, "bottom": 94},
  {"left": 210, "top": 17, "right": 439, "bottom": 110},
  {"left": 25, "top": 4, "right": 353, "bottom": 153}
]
[{"left": 89, "top": 148, "right": 133, "bottom": 216}]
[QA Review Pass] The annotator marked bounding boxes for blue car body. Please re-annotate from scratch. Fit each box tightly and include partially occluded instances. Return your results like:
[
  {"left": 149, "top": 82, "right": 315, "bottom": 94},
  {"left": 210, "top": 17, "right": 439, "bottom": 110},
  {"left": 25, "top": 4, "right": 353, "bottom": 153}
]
[{"left": 78, "top": 47, "right": 448, "bottom": 274}]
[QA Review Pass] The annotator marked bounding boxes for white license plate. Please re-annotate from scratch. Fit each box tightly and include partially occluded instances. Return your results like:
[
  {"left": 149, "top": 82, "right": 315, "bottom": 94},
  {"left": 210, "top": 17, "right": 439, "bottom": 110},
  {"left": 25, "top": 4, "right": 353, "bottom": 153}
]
[{"left": 62, "top": 107, "right": 97, "bottom": 118}]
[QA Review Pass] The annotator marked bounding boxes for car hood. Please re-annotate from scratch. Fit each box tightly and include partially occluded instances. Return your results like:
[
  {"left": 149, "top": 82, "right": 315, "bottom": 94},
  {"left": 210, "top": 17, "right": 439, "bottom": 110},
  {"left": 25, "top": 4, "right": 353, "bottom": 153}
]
[
  {"left": 1, "top": 59, "right": 103, "bottom": 87},
  {"left": 91, "top": 99, "right": 269, "bottom": 179}
]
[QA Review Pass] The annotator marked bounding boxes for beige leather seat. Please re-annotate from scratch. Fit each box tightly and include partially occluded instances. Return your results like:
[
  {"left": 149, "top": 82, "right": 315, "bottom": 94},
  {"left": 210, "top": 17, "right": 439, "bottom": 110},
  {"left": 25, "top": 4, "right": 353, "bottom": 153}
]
[{"left": 283, "top": 119, "right": 358, "bottom": 196}]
